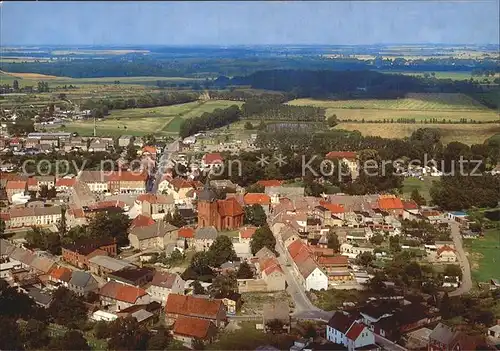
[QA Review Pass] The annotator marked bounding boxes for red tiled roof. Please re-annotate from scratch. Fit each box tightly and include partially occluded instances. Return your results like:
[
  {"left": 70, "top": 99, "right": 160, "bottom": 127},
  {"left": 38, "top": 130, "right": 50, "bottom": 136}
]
[
  {"left": 68, "top": 207, "right": 85, "bottom": 218},
  {"left": 6, "top": 180, "right": 26, "bottom": 190},
  {"left": 317, "top": 255, "right": 348, "bottom": 266},
  {"left": 202, "top": 153, "right": 223, "bottom": 165},
  {"left": 319, "top": 201, "right": 345, "bottom": 213},
  {"left": 170, "top": 177, "right": 193, "bottom": 189},
  {"left": 402, "top": 200, "right": 419, "bottom": 210},
  {"left": 131, "top": 214, "right": 155, "bottom": 228},
  {"left": 26, "top": 177, "right": 37, "bottom": 187},
  {"left": 259, "top": 257, "right": 283, "bottom": 276},
  {"left": 287, "top": 240, "right": 312, "bottom": 264},
  {"left": 257, "top": 180, "right": 283, "bottom": 187},
  {"left": 49, "top": 266, "right": 72, "bottom": 282},
  {"left": 107, "top": 171, "right": 147, "bottom": 182},
  {"left": 326, "top": 151, "right": 357, "bottom": 160},
  {"left": 217, "top": 197, "right": 244, "bottom": 217},
  {"left": 136, "top": 193, "right": 172, "bottom": 204},
  {"left": 378, "top": 197, "right": 404, "bottom": 210},
  {"left": 178, "top": 227, "right": 195, "bottom": 239},
  {"left": 437, "top": 245, "right": 456, "bottom": 256},
  {"left": 142, "top": 146, "right": 156, "bottom": 154},
  {"left": 173, "top": 316, "right": 214, "bottom": 339},
  {"left": 239, "top": 226, "right": 257, "bottom": 239},
  {"left": 328, "top": 312, "right": 357, "bottom": 334},
  {"left": 165, "top": 294, "right": 223, "bottom": 319},
  {"left": 244, "top": 193, "right": 271, "bottom": 206},
  {"left": 99, "top": 281, "right": 147, "bottom": 304},
  {"left": 0, "top": 213, "right": 11, "bottom": 221},
  {"left": 346, "top": 322, "right": 366, "bottom": 341},
  {"left": 88, "top": 200, "right": 126, "bottom": 210},
  {"left": 55, "top": 178, "right": 76, "bottom": 187},
  {"left": 150, "top": 271, "right": 178, "bottom": 289}
]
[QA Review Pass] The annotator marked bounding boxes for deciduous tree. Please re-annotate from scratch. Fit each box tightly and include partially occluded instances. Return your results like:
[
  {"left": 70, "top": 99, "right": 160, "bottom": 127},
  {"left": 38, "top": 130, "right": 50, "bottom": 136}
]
[{"left": 250, "top": 225, "right": 276, "bottom": 255}]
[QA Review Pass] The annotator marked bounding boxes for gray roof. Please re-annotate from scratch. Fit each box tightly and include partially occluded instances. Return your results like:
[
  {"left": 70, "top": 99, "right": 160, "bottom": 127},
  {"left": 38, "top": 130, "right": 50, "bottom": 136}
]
[
  {"left": 89, "top": 255, "right": 135, "bottom": 272},
  {"left": 130, "top": 221, "right": 178, "bottom": 240},
  {"left": 255, "top": 247, "right": 276, "bottom": 260},
  {"left": 27, "top": 288, "right": 53, "bottom": 306},
  {"left": 198, "top": 185, "right": 217, "bottom": 202},
  {"left": 69, "top": 271, "right": 94, "bottom": 288},
  {"left": 280, "top": 226, "right": 300, "bottom": 242},
  {"left": 0, "top": 239, "right": 15, "bottom": 256},
  {"left": 29, "top": 256, "right": 56, "bottom": 273},
  {"left": 430, "top": 323, "right": 456, "bottom": 345},
  {"left": 265, "top": 186, "right": 304, "bottom": 198},
  {"left": 194, "top": 226, "right": 218, "bottom": 240},
  {"left": 131, "top": 309, "right": 154, "bottom": 323}
]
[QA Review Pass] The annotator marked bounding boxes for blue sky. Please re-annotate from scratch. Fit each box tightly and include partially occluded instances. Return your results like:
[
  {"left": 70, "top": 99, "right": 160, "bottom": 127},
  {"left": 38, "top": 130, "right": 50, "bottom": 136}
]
[{"left": 2, "top": 1, "right": 499, "bottom": 46}]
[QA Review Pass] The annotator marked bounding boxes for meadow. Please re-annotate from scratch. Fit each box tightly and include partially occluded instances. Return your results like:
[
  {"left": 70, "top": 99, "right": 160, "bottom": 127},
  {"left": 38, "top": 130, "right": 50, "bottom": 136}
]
[
  {"left": 466, "top": 228, "right": 500, "bottom": 282},
  {"left": 401, "top": 176, "right": 435, "bottom": 201},
  {"left": 334, "top": 123, "right": 500, "bottom": 145},
  {"left": 59, "top": 100, "right": 243, "bottom": 137}
]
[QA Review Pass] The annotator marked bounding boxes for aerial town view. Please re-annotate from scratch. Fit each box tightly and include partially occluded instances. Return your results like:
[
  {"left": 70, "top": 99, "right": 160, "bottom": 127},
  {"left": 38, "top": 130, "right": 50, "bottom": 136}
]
[{"left": 0, "top": 1, "right": 499, "bottom": 350}]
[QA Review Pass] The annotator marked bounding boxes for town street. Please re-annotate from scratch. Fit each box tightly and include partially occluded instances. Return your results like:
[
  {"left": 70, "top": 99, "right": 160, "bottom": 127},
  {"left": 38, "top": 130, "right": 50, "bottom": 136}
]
[
  {"left": 275, "top": 241, "right": 334, "bottom": 322},
  {"left": 449, "top": 221, "right": 473, "bottom": 296},
  {"left": 150, "top": 138, "right": 180, "bottom": 194}
]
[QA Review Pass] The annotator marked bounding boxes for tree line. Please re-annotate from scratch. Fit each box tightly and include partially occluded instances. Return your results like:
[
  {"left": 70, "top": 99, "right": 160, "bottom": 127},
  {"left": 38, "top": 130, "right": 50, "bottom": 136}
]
[
  {"left": 241, "top": 98, "right": 325, "bottom": 122},
  {"left": 179, "top": 105, "right": 241, "bottom": 138}
]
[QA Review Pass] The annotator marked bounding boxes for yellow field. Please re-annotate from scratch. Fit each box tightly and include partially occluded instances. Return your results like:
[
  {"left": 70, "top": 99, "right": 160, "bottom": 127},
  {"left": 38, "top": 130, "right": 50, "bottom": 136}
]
[
  {"left": 288, "top": 94, "right": 499, "bottom": 122},
  {"left": 335, "top": 123, "right": 500, "bottom": 145},
  {"left": 1, "top": 70, "right": 61, "bottom": 79}
]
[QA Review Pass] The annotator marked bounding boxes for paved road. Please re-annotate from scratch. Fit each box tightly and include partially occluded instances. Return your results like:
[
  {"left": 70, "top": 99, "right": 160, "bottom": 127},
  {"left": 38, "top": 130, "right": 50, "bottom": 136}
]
[
  {"left": 449, "top": 221, "right": 473, "bottom": 296},
  {"left": 150, "top": 139, "right": 180, "bottom": 194},
  {"left": 275, "top": 241, "right": 334, "bottom": 322}
]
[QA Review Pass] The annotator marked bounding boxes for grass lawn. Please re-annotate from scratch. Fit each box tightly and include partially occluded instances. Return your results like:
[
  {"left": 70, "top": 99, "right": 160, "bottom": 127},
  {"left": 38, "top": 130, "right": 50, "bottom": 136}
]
[
  {"left": 308, "top": 289, "right": 370, "bottom": 311},
  {"left": 60, "top": 100, "right": 243, "bottom": 136},
  {"left": 334, "top": 122, "right": 500, "bottom": 145},
  {"left": 401, "top": 176, "right": 435, "bottom": 202},
  {"left": 465, "top": 227, "right": 500, "bottom": 283},
  {"left": 207, "top": 321, "right": 295, "bottom": 351}
]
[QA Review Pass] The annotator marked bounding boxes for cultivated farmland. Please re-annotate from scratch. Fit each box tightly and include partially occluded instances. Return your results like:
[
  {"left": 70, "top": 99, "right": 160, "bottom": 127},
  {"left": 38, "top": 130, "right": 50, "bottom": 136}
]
[{"left": 334, "top": 122, "right": 500, "bottom": 145}]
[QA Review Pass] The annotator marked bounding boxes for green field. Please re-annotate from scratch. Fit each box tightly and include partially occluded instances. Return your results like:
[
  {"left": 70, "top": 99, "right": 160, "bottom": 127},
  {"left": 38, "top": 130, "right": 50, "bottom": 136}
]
[
  {"left": 466, "top": 228, "right": 500, "bottom": 282},
  {"left": 401, "top": 176, "right": 435, "bottom": 202},
  {"left": 59, "top": 100, "right": 243, "bottom": 137},
  {"left": 380, "top": 70, "right": 500, "bottom": 82},
  {"left": 334, "top": 122, "right": 500, "bottom": 145}
]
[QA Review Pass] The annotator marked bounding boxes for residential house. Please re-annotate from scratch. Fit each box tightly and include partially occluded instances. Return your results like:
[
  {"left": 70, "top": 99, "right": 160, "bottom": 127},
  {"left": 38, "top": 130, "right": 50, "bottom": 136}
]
[
  {"left": 313, "top": 206, "right": 344, "bottom": 227},
  {"left": 287, "top": 240, "right": 328, "bottom": 291},
  {"left": 147, "top": 271, "right": 185, "bottom": 305},
  {"left": 108, "top": 171, "right": 147, "bottom": 194},
  {"left": 316, "top": 255, "right": 351, "bottom": 281},
  {"left": 78, "top": 171, "right": 109, "bottom": 193},
  {"left": 258, "top": 256, "right": 286, "bottom": 291},
  {"left": 89, "top": 255, "right": 135, "bottom": 276},
  {"left": 377, "top": 196, "right": 404, "bottom": 217},
  {"left": 27, "top": 287, "right": 53, "bottom": 309},
  {"left": 436, "top": 245, "right": 457, "bottom": 263},
  {"left": 201, "top": 152, "right": 223, "bottom": 170},
  {"left": 244, "top": 193, "right": 271, "bottom": 213},
  {"left": 99, "top": 280, "right": 151, "bottom": 312},
  {"left": 136, "top": 193, "right": 175, "bottom": 219},
  {"left": 157, "top": 176, "right": 194, "bottom": 201},
  {"left": 164, "top": 293, "right": 227, "bottom": 327},
  {"left": 5, "top": 180, "right": 27, "bottom": 202},
  {"left": 116, "top": 303, "right": 160, "bottom": 326},
  {"left": 7, "top": 206, "right": 62, "bottom": 228},
  {"left": 239, "top": 226, "right": 257, "bottom": 244},
  {"left": 49, "top": 266, "right": 72, "bottom": 287},
  {"left": 197, "top": 186, "right": 244, "bottom": 231},
  {"left": 325, "top": 151, "right": 359, "bottom": 179},
  {"left": 119, "top": 135, "right": 134, "bottom": 147},
  {"left": 172, "top": 316, "right": 218, "bottom": 348},
  {"left": 214, "top": 292, "right": 242, "bottom": 315},
  {"left": 341, "top": 243, "right": 375, "bottom": 259},
  {"left": 128, "top": 221, "right": 179, "bottom": 251},
  {"left": 193, "top": 226, "right": 218, "bottom": 252},
  {"left": 257, "top": 180, "right": 284, "bottom": 188},
  {"left": 178, "top": 227, "right": 195, "bottom": 247},
  {"left": 55, "top": 177, "right": 77, "bottom": 192},
  {"left": 35, "top": 175, "right": 55, "bottom": 190},
  {"left": 62, "top": 238, "right": 117, "bottom": 269},
  {"left": 428, "top": 323, "right": 477, "bottom": 351},
  {"left": 108, "top": 267, "right": 155, "bottom": 287},
  {"left": 68, "top": 271, "right": 99, "bottom": 296},
  {"left": 326, "top": 312, "right": 376, "bottom": 351}
]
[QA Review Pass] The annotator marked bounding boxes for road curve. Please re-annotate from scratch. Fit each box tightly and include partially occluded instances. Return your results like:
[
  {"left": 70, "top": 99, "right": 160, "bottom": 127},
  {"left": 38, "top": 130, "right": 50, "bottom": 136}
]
[{"left": 449, "top": 221, "right": 473, "bottom": 296}]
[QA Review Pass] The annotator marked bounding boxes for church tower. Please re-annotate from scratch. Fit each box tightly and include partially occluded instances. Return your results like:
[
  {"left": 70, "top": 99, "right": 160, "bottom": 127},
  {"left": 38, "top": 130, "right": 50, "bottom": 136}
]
[{"left": 197, "top": 184, "right": 218, "bottom": 228}]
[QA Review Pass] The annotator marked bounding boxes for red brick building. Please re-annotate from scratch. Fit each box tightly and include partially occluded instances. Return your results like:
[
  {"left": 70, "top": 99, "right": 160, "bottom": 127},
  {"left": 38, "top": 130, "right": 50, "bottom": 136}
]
[
  {"left": 62, "top": 238, "right": 117, "bottom": 269},
  {"left": 197, "top": 186, "right": 243, "bottom": 231}
]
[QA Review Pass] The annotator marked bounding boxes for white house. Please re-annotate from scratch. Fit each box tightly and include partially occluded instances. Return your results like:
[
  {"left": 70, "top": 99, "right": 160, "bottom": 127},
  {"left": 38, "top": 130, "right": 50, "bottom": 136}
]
[
  {"left": 340, "top": 243, "right": 375, "bottom": 259},
  {"left": 287, "top": 239, "right": 328, "bottom": 291},
  {"left": 146, "top": 271, "right": 185, "bottom": 305},
  {"left": 326, "top": 312, "right": 375, "bottom": 351}
]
